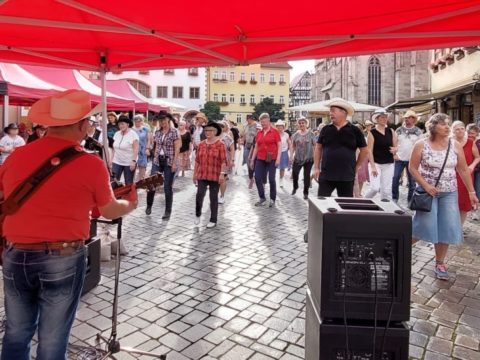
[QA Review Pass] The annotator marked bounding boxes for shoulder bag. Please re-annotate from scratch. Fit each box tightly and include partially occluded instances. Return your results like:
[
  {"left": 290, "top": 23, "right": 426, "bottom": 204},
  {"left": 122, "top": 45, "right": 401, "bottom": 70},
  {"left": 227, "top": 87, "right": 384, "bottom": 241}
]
[{"left": 408, "top": 140, "right": 451, "bottom": 212}]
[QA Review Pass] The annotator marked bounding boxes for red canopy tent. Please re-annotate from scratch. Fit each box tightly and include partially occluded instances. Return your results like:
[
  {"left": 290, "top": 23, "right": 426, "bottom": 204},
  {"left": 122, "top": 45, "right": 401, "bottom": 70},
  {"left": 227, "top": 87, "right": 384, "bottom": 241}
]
[
  {"left": 20, "top": 64, "right": 135, "bottom": 110},
  {"left": 0, "top": 0, "right": 478, "bottom": 71},
  {"left": 90, "top": 79, "right": 166, "bottom": 113},
  {"left": 0, "top": 63, "right": 64, "bottom": 105}
]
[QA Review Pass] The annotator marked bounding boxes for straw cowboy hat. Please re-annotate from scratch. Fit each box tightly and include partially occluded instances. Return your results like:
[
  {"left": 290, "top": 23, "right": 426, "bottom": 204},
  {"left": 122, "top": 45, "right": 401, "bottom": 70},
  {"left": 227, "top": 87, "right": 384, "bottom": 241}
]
[
  {"left": 195, "top": 112, "right": 208, "bottom": 122},
  {"left": 28, "top": 89, "right": 102, "bottom": 126},
  {"left": 371, "top": 108, "right": 390, "bottom": 123},
  {"left": 328, "top": 98, "right": 355, "bottom": 117},
  {"left": 402, "top": 110, "right": 417, "bottom": 119},
  {"left": 296, "top": 116, "right": 309, "bottom": 127},
  {"left": 275, "top": 120, "right": 286, "bottom": 127}
]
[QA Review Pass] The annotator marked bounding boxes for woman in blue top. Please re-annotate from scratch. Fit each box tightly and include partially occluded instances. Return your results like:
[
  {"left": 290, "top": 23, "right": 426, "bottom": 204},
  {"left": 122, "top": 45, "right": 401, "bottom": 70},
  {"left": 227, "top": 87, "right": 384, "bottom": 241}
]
[{"left": 132, "top": 114, "right": 152, "bottom": 180}]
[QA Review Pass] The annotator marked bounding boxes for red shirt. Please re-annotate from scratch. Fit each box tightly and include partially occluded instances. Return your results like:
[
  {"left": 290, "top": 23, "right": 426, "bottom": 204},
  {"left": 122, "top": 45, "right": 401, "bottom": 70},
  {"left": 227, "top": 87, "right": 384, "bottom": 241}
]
[
  {"left": 255, "top": 127, "right": 281, "bottom": 160},
  {"left": 0, "top": 136, "right": 114, "bottom": 243},
  {"left": 194, "top": 139, "right": 227, "bottom": 181}
]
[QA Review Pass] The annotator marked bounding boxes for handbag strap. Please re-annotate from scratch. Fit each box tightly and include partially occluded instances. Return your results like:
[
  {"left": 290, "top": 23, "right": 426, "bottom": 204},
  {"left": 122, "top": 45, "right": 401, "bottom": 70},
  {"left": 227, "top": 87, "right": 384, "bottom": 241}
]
[
  {"left": 2, "top": 145, "right": 87, "bottom": 216},
  {"left": 434, "top": 139, "right": 451, "bottom": 188}
]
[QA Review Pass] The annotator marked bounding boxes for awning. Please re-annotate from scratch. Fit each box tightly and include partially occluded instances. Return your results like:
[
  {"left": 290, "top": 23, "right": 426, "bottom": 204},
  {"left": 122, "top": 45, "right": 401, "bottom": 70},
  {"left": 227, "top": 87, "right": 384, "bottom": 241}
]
[
  {"left": 289, "top": 100, "right": 380, "bottom": 113},
  {"left": 0, "top": 1, "right": 479, "bottom": 70},
  {"left": 20, "top": 64, "right": 136, "bottom": 110},
  {"left": 91, "top": 79, "right": 166, "bottom": 113},
  {"left": 386, "top": 81, "right": 479, "bottom": 110}
]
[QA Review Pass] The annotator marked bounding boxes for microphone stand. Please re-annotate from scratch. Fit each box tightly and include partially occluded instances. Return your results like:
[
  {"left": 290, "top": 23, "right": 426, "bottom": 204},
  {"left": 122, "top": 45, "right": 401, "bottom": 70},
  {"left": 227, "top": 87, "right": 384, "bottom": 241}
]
[{"left": 73, "top": 217, "right": 166, "bottom": 359}]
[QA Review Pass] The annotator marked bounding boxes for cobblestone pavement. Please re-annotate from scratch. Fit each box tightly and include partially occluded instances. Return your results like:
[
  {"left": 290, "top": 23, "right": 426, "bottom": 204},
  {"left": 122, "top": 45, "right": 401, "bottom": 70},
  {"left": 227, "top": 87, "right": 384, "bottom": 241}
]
[{"left": 1, "top": 168, "right": 480, "bottom": 360}]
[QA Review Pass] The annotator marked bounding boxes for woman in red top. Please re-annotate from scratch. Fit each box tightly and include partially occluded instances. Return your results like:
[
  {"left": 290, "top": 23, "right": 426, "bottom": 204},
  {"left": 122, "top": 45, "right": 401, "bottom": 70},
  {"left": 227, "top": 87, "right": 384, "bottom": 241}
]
[
  {"left": 452, "top": 120, "right": 480, "bottom": 225},
  {"left": 249, "top": 113, "right": 281, "bottom": 207},
  {"left": 193, "top": 120, "right": 227, "bottom": 229}
]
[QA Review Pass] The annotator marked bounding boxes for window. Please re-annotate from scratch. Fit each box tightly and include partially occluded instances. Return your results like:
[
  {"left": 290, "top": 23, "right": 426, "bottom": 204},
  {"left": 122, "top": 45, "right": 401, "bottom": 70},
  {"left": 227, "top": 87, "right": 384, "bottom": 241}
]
[
  {"left": 260, "top": 73, "right": 265, "bottom": 83},
  {"left": 260, "top": 94, "right": 265, "bottom": 102},
  {"left": 240, "top": 72, "right": 246, "bottom": 81},
  {"left": 189, "top": 87, "right": 200, "bottom": 99},
  {"left": 128, "top": 80, "right": 150, "bottom": 98},
  {"left": 237, "top": 114, "right": 242, "bottom": 123},
  {"left": 368, "top": 56, "right": 381, "bottom": 106},
  {"left": 269, "top": 74, "right": 275, "bottom": 83},
  {"left": 250, "top": 94, "right": 255, "bottom": 104},
  {"left": 221, "top": 94, "right": 227, "bottom": 102},
  {"left": 229, "top": 72, "right": 235, "bottom": 81},
  {"left": 213, "top": 70, "right": 219, "bottom": 80},
  {"left": 279, "top": 95, "right": 285, "bottom": 104},
  {"left": 279, "top": 74, "right": 285, "bottom": 83},
  {"left": 221, "top": 71, "right": 227, "bottom": 80},
  {"left": 172, "top": 86, "right": 183, "bottom": 98},
  {"left": 157, "top": 86, "right": 168, "bottom": 98},
  {"left": 240, "top": 94, "right": 246, "bottom": 103},
  {"left": 230, "top": 94, "right": 235, "bottom": 103},
  {"left": 188, "top": 68, "right": 198, "bottom": 76},
  {"left": 250, "top": 73, "right": 256, "bottom": 81},
  {"left": 164, "top": 69, "right": 174, "bottom": 75},
  {"left": 213, "top": 93, "right": 219, "bottom": 102},
  {"left": 270, "top": 95, "right": 275, "bottom": 102}
]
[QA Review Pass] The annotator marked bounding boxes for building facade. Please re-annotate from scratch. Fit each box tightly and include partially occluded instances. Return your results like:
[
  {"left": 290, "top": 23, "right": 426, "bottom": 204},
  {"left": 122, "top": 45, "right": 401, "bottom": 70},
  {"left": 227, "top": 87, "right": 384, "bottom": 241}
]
[
  {"left": 430, "top": 47, "right": 480, "bottom": 124},
  {"left": 206, "top": 63, "right": 291, "bottom": 124},
  {"left": 103, "top": 68, "right": 206, "bottom": 112},
  {"left": 311, "top": 51, "right": 431, "bottom": 122},
  {"left": 289, "top": 71, "right": 312, "bottom": 124}
]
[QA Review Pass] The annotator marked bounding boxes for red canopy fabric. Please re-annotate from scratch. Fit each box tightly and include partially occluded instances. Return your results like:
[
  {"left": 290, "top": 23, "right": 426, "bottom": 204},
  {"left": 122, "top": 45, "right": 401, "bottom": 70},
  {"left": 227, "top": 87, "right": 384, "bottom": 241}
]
[
  {"left": 0, "top": 1, "right": 478, "bottom": 71},
  {"left": 20, "top": 65, "right": 135, "bottom": 110},
  {"left": 90, "top": 79, "right": 166, "bottom": 113},
  {"left": 0, "top": 63, "right": 63, "bottom": 105}
]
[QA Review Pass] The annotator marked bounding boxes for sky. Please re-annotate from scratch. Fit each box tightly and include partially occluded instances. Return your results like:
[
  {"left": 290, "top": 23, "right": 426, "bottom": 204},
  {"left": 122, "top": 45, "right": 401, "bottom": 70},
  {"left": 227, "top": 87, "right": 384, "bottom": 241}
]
[{"left": 289, "top": 60, "right": 315, "bottom": 79}]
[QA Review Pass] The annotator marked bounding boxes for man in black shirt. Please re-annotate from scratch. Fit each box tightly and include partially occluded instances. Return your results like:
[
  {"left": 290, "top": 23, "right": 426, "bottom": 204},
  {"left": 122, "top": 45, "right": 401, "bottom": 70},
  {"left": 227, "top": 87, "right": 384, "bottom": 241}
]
[{"left": 313, "top": 98, "right": 368, "bottom": 197}]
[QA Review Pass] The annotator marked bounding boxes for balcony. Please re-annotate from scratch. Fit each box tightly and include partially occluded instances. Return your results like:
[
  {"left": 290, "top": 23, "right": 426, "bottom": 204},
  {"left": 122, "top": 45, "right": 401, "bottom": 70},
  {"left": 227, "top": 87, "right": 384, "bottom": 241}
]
[
  {"left": 269, "top": 81, "right": 276, "bottom": 85},
  {"left": 218, "top": 101, "right": 229, "bottom": 106},
  {"left": 240, "top": 102, "right": 247, "bottom": 106},
  {"left": 250, "top": 80, "right": 257, "bottom": 85},
  {"left": 279, "top": 81, "right": 286, "bottom": 85},
  {"left": 239, "top": 80, "right": 247, "bottom": 84}
]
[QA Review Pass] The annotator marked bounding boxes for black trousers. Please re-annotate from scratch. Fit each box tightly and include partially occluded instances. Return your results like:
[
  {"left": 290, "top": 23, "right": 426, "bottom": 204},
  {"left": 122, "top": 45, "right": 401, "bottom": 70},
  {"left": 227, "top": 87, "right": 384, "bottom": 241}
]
[
  {"left": 317, "top": 178, "right": 354, "bottom": 197},
  {"left": 292, "top": 160, "right": 313, "bottom": 195},
  {"left": 196, "top": 180, "right": 220, "bottom": 223}
]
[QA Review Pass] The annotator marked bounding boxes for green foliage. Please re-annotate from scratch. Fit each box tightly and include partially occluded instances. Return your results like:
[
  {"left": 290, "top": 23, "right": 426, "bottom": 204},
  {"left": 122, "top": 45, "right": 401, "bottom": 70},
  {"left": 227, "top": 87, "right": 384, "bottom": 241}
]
[
  {"left": 253, "top": 97, "right": 285, "bottom": 121},
  {"left": 200, "top": 101, "right": 221, "bottom": 121}
]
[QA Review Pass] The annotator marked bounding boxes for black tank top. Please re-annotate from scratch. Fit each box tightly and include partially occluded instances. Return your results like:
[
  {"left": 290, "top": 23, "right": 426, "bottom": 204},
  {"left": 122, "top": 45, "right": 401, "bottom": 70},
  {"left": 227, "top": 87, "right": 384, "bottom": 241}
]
[{"left": 371, "top": 128, "right": 394, "bottom": 164}]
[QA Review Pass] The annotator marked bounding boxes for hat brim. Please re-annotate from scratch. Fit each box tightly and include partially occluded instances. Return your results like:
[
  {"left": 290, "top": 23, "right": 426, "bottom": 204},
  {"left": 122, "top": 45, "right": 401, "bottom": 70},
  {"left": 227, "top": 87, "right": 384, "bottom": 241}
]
[
  {"left": 28, "top": 100, "right": 102, "bottom": 127},
  {"left": 329, "top": 104, "right": 354, "bottom": 117},
  {"left": 203, "top": 122, "right": 222, "bottom": 136}
]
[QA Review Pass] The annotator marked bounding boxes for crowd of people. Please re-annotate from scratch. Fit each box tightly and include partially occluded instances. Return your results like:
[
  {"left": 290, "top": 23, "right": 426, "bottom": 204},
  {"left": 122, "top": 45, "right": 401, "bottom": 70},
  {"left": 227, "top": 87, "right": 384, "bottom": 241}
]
[{"left": 1, "top": 90, "right": 480, "bottom": 358}]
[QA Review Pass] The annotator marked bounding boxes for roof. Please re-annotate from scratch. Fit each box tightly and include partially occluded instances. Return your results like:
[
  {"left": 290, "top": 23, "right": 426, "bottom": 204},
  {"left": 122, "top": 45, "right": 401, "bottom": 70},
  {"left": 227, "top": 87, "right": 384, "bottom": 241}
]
[
  {"left": 0, "top": 1, "right": 478, "bottom": 71},
  {"left": 260, "top": 62, "right": 292, "bottom": 69},
  {"left": 290, "top": 71, "right": 311, "bottom": 88}
]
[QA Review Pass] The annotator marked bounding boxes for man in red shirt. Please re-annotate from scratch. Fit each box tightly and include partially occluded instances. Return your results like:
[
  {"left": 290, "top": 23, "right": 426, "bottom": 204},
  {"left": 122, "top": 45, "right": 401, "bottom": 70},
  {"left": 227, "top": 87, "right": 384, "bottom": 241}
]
[
  {"left": 0, "top": 90, "right": 138, "bottom": 360},
  {"left": 249, "top": 113, "right": 282, "bottom": 207},
  {"left": 193, "top": 120, "right": 227, "bottom": 228}
]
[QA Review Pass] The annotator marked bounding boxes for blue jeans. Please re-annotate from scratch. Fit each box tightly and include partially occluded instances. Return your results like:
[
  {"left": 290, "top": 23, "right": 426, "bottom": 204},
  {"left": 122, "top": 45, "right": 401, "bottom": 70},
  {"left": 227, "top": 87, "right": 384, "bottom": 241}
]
[
  {"left": 112, "top": 162, "right": 135, "bottom": 185},
  {"left": 474, "top": 170, "right": 480, "bottom": 198},
  {"left": 392, "top": 160, "right": 415, "bottom": 201},
  {"left": 254, "top": 159, "right": 277, "bottom": 201},
  {"left": 146, "top": 161, "right": 175, "bottom": 214},
  {"left": 1, "top": 245, "right": 87, "bottom": 360}
]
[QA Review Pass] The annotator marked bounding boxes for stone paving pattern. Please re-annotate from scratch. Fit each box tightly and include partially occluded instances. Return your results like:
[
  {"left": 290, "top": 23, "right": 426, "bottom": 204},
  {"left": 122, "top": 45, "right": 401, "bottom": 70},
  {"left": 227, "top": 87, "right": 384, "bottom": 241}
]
[{"left": 1, "top": 170, "right": 480, "bottom": 359}]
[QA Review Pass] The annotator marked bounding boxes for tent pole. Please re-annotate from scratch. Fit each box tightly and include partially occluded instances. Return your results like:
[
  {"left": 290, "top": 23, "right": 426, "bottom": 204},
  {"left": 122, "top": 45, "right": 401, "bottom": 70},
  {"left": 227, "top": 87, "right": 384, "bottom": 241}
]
[
  {"left": 2, "top": 94, "right": 9, "bottom": 127},
  {"left": 99, "top": 61, "right": 110, "bottom": 166}
]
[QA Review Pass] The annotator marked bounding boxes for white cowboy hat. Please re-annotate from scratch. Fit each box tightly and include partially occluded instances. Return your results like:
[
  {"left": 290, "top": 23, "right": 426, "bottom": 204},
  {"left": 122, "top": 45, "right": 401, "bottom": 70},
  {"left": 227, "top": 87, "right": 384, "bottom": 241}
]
[
  {"left": 328, "top": 98, "right": 355, "bottom": 117},
  {"left": 402, "top": 110, "right": 417, "bottom": 119},
  {"left": 296, "top": 117, "right": 309, "bottom": 127},
  {"left": 371, "top": 108, "right": 390, "bottom": 123},
  {"left": 28, "top": 89, "right": 102, "bottom": 126},
  {"left": 275, "top": 120, "right": 286, "bottom": 127}
]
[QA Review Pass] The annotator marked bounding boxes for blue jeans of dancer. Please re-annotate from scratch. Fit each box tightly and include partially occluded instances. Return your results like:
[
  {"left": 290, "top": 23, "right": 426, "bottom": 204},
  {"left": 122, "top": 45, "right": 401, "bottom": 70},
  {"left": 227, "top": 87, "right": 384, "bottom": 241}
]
[
  {"left": 254, "top": 159, "right": 277, "bottom": 201},
  {"left": 1, "top": 244, "right": 87, "bottom": 360},
  {"left": 111, "top": 162, "right": 135, "bottom": 185},
  {"left": 392, "top": 160, "right": 416, "bottom": 202},
  {"left": 147, "top": 160, "right": 175, "bottom": 214}
]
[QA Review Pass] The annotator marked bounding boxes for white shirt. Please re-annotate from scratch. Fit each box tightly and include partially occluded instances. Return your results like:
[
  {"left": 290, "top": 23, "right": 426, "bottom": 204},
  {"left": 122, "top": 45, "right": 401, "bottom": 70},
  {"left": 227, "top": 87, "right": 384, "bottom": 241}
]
[
  {"left": 280, "top": 132, "right": 289, "bottom": 152},
  {"left": 112, "top": 129, "right": 139, "bottom": 166},
  {"left": 0, "top": 134, "right": 25, "bottom": 164}
]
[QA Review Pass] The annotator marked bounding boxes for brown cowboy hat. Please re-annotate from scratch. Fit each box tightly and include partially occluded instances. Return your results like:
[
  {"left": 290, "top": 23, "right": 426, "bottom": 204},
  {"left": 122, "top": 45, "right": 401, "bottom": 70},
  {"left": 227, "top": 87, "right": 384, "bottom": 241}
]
[{"left": 28, "top": 89, "right": 102, "bottom": 126}]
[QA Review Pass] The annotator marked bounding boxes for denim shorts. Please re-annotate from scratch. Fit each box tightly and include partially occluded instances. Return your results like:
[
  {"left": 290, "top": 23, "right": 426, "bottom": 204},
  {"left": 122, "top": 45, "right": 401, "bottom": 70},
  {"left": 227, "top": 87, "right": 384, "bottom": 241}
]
[{"left": 412, "top": 190, "right": 463, "bottom": 245}]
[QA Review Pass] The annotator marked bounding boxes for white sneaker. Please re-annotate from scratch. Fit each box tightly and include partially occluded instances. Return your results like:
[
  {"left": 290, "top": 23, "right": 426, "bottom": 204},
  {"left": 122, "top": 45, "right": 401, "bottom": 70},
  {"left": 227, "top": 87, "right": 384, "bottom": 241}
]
[
  {"left": 279, "top": 178, "right": 284, "bottom": 188},
  {"left": 206, "top": 222, "right": 216, "bottom": 229},
  {"left": 471, "top": 210, "right": 479, "bottom": 221},
  {"left": 218, "top": 196, "right": 225, "bottom": 204},
  {"left": 194, "top": 216, "right": 201, "bottom": 226}
]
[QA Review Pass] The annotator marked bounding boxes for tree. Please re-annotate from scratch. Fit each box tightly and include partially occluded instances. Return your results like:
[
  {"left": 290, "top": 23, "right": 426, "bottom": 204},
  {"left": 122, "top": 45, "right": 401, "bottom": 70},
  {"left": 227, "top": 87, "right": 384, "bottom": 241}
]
[
  {"left": 200, "top": 101, "right": 221, "bottom": 121},
  {"left": 253, "top": 97, "right": 285, "bottom": 122}
]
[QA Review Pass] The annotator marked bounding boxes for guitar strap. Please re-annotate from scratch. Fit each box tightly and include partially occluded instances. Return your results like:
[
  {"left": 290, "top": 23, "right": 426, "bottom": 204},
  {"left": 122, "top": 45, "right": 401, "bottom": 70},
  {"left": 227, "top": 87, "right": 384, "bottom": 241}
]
[{"left": 2, "top": 145, "right": 88, "bottom": 216}]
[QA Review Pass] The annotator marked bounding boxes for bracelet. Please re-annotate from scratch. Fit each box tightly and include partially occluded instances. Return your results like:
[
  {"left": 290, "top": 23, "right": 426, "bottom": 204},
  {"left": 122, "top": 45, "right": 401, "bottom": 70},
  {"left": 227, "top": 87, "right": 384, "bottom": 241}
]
[{"left": 469, "top": 191, "right": 476, "bottom": 194}]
